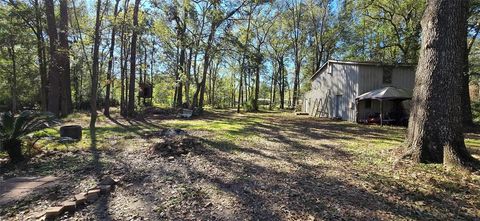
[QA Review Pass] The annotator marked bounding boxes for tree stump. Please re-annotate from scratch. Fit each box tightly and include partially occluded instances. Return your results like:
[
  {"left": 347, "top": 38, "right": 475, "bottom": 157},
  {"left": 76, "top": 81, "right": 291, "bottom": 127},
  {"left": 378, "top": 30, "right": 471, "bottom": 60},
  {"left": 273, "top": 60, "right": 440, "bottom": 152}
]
[{"left": 59, "top": 125, "right": 82, "bottom": 140}]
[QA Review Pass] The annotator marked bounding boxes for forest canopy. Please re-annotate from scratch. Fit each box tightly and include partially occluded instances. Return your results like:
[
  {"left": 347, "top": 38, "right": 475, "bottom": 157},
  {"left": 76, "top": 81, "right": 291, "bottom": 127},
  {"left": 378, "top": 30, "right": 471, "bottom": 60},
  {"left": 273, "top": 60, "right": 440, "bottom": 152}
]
[{"left": 0, "top": 0, "right": 478, "bottom": 115}]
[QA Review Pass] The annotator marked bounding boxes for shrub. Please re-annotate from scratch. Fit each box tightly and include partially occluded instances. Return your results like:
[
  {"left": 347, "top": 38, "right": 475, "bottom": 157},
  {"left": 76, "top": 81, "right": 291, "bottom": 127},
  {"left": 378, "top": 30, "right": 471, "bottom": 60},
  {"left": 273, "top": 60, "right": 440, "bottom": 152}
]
[{"left": 0, "top": 111, "right": 55, "bottom": 163}]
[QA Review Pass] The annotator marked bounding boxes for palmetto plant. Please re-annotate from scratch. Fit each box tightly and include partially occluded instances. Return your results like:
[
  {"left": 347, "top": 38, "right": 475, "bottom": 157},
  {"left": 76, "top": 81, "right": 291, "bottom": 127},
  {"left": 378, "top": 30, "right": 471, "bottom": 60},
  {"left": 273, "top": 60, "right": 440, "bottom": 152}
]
[{"left": 0, "top": 111, "right": 55, "bottom": 163}]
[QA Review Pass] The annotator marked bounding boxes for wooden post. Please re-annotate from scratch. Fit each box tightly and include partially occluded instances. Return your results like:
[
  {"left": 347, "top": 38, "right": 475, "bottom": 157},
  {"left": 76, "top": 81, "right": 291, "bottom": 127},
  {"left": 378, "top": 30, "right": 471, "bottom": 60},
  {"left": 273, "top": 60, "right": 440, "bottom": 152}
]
[
  {"left": 380, "top": 100, "right": 383, "bottom": 126},
  {"left": 355, "top": 99, "right": 359, "bottom": 123}
]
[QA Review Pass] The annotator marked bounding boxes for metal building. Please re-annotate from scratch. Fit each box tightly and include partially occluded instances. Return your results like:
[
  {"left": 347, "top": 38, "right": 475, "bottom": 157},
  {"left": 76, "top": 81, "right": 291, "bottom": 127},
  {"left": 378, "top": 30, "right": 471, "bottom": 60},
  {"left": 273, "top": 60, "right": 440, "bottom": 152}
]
[{"left": 302, "top": 60, "right": 416, "bottom": 122}]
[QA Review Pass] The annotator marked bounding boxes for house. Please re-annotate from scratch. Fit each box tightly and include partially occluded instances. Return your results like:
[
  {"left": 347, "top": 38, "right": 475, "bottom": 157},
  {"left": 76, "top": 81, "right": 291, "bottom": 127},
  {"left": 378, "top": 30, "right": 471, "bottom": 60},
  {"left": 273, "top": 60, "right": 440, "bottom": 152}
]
[{"left": 302, "top": 60, "right": 416, "bottom": 123}]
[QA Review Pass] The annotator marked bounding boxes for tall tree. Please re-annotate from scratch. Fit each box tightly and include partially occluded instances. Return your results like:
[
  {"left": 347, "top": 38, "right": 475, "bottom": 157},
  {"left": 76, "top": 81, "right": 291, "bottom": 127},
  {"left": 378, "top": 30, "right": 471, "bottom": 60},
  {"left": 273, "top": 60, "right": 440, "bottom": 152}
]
[
  {"left": 127, "top": 0, "right": 141, "bottom": 117},
  {"left": 7, "top": 39, "right": 17, "bottom": 113},
  {"left": 45, "top": 0, "right": 61, "bottom": 116},
  {"left": 194, "top": 1, "right": 245, "bottom": 110},
  {"left": 460, "top": 1, "right": 480, "bottom": 126},
  {"left": 405, "top": 0, "right": 478, "bottom": 169},
  {"left": 104, "top": 0, "right": 121, "bottom": 116},
  {"left": 237, "top": 2, "right": 254, "bottom": 113},
  {"left": 251, "top": 5, "right": 276, "bottom": 111},
  {"left": 59, "top": 0, "right": 72, "bottom": 115},
  {"left": 288, "top": 0, "right": 307, "bottom": 110},
  {"left": 90, "top": 0, "right": 103, "bottom": 130},
  {"left": 119, "top": 0, "right": 130, "bottom": 116},
  {"left": 34, "top": 0, "right": 48, "bottom": 111}
]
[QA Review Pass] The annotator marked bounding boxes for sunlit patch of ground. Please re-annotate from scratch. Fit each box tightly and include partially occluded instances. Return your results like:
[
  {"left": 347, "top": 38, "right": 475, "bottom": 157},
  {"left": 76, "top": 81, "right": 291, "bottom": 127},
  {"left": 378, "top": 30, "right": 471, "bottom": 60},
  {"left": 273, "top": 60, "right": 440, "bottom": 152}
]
[{"left": 1, "top": 108, "right": 479, "bottom": 220}]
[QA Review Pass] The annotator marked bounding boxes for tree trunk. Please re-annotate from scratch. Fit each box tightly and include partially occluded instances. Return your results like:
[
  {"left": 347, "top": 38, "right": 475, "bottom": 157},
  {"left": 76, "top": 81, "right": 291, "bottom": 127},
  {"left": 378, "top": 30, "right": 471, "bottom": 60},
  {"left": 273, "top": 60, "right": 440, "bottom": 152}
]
[
  {"left": 120, "top": 0, "right": 130, "bottom": 116},
  {"left": 34, "top": 0, "right": 48, "bottom": 111},
  {"left": 269, "top": 65, "right": 276, "bottom": 110},
  {"left": 198, "top": 25, "right": 216, "bottom": 110},
  {"left": 185, "top": 48, "right": 192, "bottom": 106},
  {"left": 104, "top": 0, "right": 121, "bottom": 116},
  {"left": 45, "top": 0, "right": 61, "bottom": 116},
  {"left": 278, "top": 57, "right": 285, "bottom": 109},
  {"left": 405, "top": 0, "right": 478, "bottom": 169},
  {"left": 176, "top": 47, "right": 184, "bottom": 107},
  {"left": 254, "top": 63, "right": 260, "bottom": 111},
  {"left": 8, "top": 44, "right": 17, "bottom": 113},
  {"left": 59, "top": 0, "right": 72, "bottom": 116},
  {"left": 293, "top": 60, "right": 300, "bottom": 109},
  {"left": 237, "top": 59, "right": 243, "bottom": 113},
  {"left": 90, "top": 0, "right": 103, "bottom": 131},
  {"left": 461, "top": 55, "right": 473, "bottom": 127},
  {"left": 3, "top": 139, "right": 23, "bottom": 163},
  {"left": 127, "top": 0, "right": 141, "bottom": 117},
  {"left": 143, "top": 44, "right": 148, "bottom": 105}
]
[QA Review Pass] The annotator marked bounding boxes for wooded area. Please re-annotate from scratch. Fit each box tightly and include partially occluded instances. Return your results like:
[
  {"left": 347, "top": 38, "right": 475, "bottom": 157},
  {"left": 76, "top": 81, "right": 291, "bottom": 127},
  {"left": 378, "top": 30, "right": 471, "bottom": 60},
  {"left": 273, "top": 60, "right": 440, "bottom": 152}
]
[
  {"left": 1, "top": 0, "right": 480, "bottom": 219},
  {"left": 0, "top": 0, "right": 479, "bottom": 172},
  {"left": 0, "top": 0, "right": 470, "bottom": 113},
  {"left": 0, "top": 0, "right": 478, "bottom": 114}
]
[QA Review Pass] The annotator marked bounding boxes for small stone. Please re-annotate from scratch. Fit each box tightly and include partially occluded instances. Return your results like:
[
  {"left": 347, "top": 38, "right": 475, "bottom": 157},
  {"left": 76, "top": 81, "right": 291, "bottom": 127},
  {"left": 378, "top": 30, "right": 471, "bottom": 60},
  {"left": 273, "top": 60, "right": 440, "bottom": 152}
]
[
  {"left": 168, "top": 156, "right": 175, "bottom": 161},
  {"left": 75, "top": 193, "right": 87, "bottom": 204},
  {"left": 204, "top": 202, "right": 212, "bottom": 208},
  {"left": 415, "top": 201, "right": 425, "bottom": 206},
  {"left": 62, "top": 200, "right": 76, "bottom": 212},
  {"left": 45, "top": 206, "right": 63, "bottom": 219}
]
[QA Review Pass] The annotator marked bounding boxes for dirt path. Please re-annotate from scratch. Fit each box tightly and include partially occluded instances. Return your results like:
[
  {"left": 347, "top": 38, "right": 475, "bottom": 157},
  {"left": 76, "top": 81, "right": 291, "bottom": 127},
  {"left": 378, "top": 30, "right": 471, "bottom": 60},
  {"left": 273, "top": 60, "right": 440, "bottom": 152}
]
[{"left": 1, "top": 111, "right": 479, "bottom": 220}]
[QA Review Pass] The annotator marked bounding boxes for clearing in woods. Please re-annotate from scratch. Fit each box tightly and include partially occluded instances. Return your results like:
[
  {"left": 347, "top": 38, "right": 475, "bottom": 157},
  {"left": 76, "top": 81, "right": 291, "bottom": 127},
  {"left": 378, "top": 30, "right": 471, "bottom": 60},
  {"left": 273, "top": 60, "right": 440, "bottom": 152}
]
[{"left": 1, "top": 109, "right": 479, "bottom": 220}]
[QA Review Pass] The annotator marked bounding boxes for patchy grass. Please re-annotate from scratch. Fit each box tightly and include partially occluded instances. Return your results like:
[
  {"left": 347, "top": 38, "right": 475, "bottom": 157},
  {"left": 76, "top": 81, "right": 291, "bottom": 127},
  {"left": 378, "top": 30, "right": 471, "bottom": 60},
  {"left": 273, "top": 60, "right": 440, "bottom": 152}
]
[{"left": 1, "top": 109, "right": 480, "bottom": 220}]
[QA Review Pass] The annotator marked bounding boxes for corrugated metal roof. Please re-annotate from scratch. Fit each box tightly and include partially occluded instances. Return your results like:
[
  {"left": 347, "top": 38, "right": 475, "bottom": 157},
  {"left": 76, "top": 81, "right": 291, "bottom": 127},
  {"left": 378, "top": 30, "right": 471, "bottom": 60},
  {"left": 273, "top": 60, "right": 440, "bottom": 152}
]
[{"left": 310, "top": 60, "right": 416, "bottom": 81}]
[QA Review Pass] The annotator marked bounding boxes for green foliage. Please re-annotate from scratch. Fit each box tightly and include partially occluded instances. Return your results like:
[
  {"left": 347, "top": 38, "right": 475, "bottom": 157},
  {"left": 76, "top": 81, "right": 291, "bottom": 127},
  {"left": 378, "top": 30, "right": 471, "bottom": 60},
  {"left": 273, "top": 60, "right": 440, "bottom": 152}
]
[
  {"left": 0, "top": 111, "right": 55, "bottom": 162},
  {"left": 0, "top": 111, "right": 55, "bottom": 142},
  {"left": 335, "top": 0, "right": 425, "bottom": 63},
  {"left": 471, "top": 101, "right": 480, "bottom": 124}
]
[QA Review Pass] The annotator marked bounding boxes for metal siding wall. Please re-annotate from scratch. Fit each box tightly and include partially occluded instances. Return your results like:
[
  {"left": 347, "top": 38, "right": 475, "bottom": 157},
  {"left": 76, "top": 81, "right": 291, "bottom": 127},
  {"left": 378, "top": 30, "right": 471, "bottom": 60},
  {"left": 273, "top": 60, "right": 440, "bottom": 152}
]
[
  {"left": 357, "top": 65, "right": 415, "bottom": 121},
  {"left": 391, "top": 67, "right": 416, "bottom": 91},
  {"left": 304, "top": 65, "right": 332, "bottom": 117},
  {"left": 304, "top": 63, "right": 414, "bottom": 122},
  {"left": 337, "top": 63, "right": 359, "bottom": 121}
]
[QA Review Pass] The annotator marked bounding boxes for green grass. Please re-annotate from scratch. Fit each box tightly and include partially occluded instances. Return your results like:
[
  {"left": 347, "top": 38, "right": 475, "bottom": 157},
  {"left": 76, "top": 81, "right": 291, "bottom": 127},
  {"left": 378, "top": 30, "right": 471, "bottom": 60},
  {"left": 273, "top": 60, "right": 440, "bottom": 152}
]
[
  {"left": 164, "top": 117, "right": 264, "bottom": 140},
  {"left": 2, "top": 109, "right": 480, "bottom": 219}
]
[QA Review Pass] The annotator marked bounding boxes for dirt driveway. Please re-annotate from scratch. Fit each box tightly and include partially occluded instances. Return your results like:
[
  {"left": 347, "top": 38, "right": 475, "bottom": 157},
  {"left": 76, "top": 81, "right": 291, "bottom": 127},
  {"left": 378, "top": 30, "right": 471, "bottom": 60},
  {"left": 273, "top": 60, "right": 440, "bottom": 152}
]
[{"left": 1, "top": 110, "right": 479, "bottom": 220}]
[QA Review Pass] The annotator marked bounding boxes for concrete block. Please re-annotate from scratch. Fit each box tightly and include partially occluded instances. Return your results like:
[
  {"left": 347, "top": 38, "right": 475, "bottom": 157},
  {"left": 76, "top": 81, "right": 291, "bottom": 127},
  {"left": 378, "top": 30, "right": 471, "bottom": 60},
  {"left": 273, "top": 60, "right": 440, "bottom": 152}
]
[
  {"left": 86, "top": 189, "right": 101, "bottom": 201},
  {"left": 62, "top": 200, "right": 76, "bottom": 212},
  {"left": 74, "top": 193, "right": 87, "bottom": 205},
  {"left": 44, "top": 206, "right": 63, "bottom": 219}
]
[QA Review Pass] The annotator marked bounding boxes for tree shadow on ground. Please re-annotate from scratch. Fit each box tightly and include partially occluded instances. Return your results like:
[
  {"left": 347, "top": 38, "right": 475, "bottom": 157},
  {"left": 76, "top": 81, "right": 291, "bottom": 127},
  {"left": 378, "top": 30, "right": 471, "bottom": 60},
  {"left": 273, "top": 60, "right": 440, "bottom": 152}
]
[{"left": 173, "top": 137, "right": 461, "bottom": 220}]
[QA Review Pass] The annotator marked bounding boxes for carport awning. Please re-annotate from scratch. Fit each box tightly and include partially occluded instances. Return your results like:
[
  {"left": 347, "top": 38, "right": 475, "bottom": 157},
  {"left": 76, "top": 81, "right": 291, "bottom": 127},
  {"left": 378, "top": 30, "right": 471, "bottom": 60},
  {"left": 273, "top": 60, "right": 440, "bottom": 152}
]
[{"left": 356, "top": 86, "right": 411, "bottom": 101}]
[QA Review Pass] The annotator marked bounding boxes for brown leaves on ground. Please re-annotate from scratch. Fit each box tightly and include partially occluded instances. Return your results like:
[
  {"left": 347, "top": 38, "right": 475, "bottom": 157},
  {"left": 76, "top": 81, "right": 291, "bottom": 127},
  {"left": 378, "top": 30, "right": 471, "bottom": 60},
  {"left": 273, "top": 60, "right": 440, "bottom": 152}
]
[{"left": 1, "top": 110, "right": 479, "bottom": 220}]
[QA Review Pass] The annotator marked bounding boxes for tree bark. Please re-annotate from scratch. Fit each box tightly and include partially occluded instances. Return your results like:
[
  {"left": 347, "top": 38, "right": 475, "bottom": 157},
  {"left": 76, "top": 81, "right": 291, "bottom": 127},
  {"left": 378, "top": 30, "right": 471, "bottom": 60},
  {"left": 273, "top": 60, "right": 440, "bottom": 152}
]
[
  {"left": 196, "top": 3, "right": 244, "bottom": 110},
  {"left": 461, "top": 60, "right": 473, "bottom": 127},
  {"left": 185, "top": 48, "right": 192, "bottom": 106},
  {"left": 90, "top": 0, "right": 103, "bottom": 131},
  {"left": 291, "top": 1, "right": 303, "bottom": 110},
  {"left": 33, "top": 0, "right": 48, "bottom": 111},
  {"left": 59, "top": 0, "right": 72, "bottom": 116},
  {"left": 120, "top": 0, "right": 130, "bottom": 116},
  {"left": 8, "top": 44, "right": 17, "bottom": 113},
  {"left": 127, "top": 0, "right": 141, "bottom": 117},
  {"left": 198, "top": 26, "right": 215, "bottom": 109},
  {"left": 253, "top": 53, "right": 260, "bottom": 111},
  {"left": 278, "top": 57, "right": 285, "bottom": 109},
  {"left": 237, "top": 58, "right": 243, "bottom": 113},
  {"left": 405, "top": 0, "right": 478, "bottom": 169},
  {"left": 45, "top": 0, "right": 61, "bottom": 116},
  {"left": 104, "top": 0, "right": 121, "bottom": 116}
]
